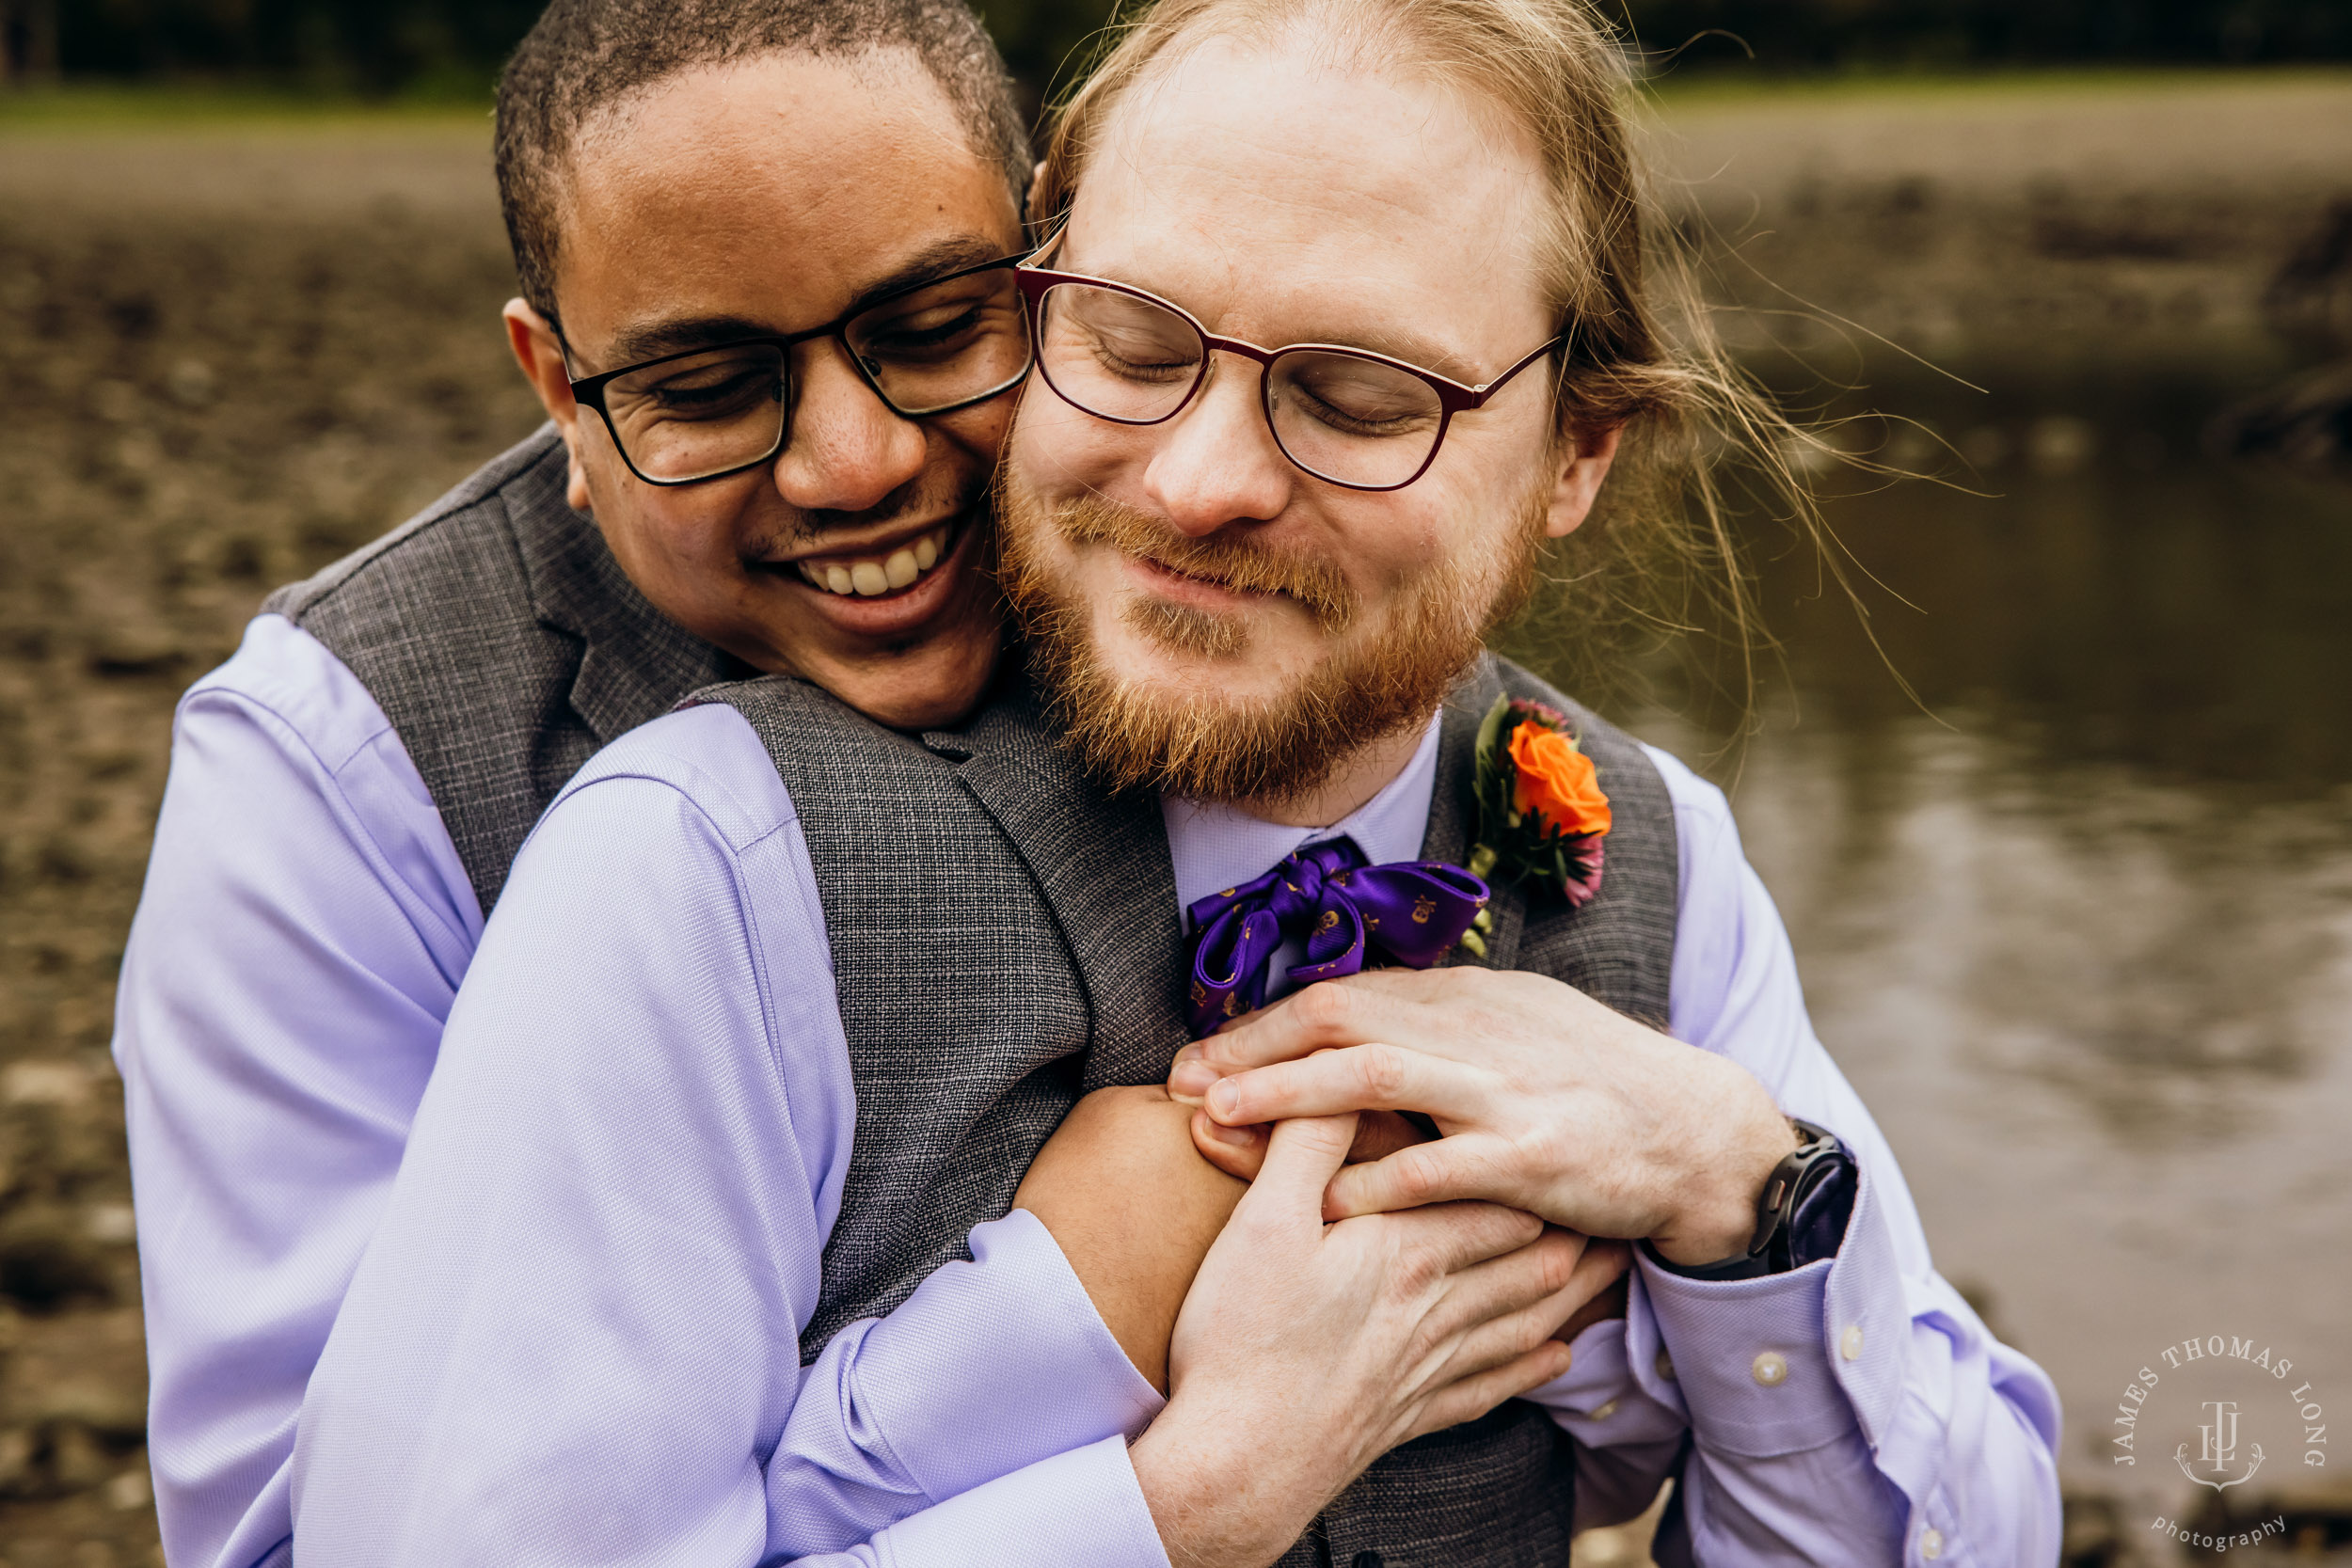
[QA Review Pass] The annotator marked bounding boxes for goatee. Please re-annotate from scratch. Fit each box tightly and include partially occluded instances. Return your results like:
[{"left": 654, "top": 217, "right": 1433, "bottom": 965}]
[{"left": 994, "top": 474, "right": 1546, "bottom": 806}]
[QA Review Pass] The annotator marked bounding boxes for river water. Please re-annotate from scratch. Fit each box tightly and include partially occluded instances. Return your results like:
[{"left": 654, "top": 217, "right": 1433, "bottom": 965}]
[{"left": 1533, "top": 345, "right": 2352, "bottom": 1534}]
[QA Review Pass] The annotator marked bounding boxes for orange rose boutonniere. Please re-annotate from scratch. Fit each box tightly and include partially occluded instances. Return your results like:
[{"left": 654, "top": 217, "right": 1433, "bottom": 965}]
[
  {"left": 1459, "top": 694, "right": 1611, "bottom": 951},
  {"left": 1507, "top": 721, "right": 1613, "bottom": 840}
]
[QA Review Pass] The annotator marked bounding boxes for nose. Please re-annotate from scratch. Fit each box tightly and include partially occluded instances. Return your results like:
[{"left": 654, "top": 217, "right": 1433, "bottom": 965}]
[
  {"left": 768, "top": 340, "right": 929, "bottom": 514},
  {"left": 1141, "top": 355, "right": 1295, "bottom": 538}
]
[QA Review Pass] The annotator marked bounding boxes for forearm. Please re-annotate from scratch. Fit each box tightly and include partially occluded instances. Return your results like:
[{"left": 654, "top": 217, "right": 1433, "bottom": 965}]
[
  {"left": 768, "top": 1210, "right": 1163, "bottom": 1555},
  {"left": 1015, "top": 1085, "right": 1247, "bottom": 1390},
  {"left": 787, "top": 1437, "right": 1169, "bottom": 1568},
  {"left": 292, "top": 768, "right": 837, "bottom": 1565}
]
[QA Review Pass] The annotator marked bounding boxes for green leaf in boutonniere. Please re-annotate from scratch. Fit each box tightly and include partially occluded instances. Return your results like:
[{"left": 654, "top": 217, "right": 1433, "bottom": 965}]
[{"left": 1458, "top": 694, "right": 1613, "bottom": 953}]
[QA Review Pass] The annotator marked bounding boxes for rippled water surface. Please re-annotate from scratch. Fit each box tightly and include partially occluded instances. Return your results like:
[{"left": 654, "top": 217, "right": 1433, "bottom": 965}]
[{"left": 1547, "top": 351, "right": 2352, "bottom": 1519}]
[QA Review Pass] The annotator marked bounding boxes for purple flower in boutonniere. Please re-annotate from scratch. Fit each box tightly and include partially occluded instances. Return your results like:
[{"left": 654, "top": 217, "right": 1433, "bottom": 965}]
[{"left": 1457, "top": 694, "right": 1612, "bottom": 955}]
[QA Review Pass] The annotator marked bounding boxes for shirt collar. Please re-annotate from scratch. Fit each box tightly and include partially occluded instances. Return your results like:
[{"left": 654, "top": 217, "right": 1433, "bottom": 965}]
[{"left": 1162, "top": 710, "right": 1446, "bottom": 918}]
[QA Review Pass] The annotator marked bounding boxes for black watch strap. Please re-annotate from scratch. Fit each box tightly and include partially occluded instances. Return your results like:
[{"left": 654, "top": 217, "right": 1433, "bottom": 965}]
[{"left": 1650, "top": 1118, "right": 1857, "bottom": 1283}]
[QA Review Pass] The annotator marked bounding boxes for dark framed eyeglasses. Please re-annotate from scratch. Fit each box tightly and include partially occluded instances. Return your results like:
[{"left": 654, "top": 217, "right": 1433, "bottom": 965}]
[
  {"left": 1012, "top": 257, "right": 1565, "bottom": 493},
  {"left": 565, "top": 255, "right": 1034, "bottom": 487}
]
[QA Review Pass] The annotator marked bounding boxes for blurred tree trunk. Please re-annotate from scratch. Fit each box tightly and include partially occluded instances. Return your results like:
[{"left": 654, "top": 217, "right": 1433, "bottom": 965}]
[{"left": 2, "top": 0, "right": 62, "bottom": 84}]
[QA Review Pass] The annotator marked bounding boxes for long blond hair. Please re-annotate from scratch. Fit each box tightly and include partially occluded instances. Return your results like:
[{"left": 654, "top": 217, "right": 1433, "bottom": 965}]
[{"left": 1032, "top": 0, "right": 1854, "bottom": 715}]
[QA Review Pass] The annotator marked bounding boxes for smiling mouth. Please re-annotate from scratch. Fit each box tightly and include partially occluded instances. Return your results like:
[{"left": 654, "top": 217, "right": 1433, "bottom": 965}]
[{"left": 790, "top": 519, "right": 960, "bottom": 598}]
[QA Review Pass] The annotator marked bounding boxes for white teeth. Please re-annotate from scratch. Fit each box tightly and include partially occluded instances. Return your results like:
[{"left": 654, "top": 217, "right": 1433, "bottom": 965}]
[{"left": 797, "top": 525, "right": 956, "bottom": 597}]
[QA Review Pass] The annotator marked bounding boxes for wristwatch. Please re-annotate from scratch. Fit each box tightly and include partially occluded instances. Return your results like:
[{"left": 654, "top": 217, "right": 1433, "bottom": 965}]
[{"left": 1651, "top": 1118, "right": 1857, "bottom": 1282}]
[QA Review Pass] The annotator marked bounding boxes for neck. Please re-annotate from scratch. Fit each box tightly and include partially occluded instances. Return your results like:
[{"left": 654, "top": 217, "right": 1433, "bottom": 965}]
[{"left": 1230, "top": 717, "right": 1432, "bottom": 830}]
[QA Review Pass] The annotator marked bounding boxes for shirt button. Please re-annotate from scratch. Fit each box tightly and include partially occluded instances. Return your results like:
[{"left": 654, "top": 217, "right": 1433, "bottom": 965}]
[
  {"left": 1655, "top": 1348, "right": 1677, "bottom": 1382},
  {"left": 1921, "top": 1527, "right": 1944, "bottom": 1560},
  {"left": 1752, "top": 1350, "right": 1788, "bottom": 1386},
  {"left": 1841, "top": 1324, "right": 1865, "bottom": 1361},
  {"left": 1591, "top": 1399, "right": 1618, "bottom": 1420}
]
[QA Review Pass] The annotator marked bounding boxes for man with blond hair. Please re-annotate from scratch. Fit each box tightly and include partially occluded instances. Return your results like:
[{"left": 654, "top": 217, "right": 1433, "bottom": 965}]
[{"left": 292, "top": 0, "right": 2064, "bottom": 1562}]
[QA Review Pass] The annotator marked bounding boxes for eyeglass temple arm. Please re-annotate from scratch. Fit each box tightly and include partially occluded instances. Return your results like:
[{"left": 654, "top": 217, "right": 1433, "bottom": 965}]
[{"left": 1463, "top": 332, "right": 1571, "bottom": 405}]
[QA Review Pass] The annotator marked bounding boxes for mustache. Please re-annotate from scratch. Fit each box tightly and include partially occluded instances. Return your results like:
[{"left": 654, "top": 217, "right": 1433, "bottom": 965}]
[{"left": 1047, "top": 492, "right": 1357, "bottom": 632}]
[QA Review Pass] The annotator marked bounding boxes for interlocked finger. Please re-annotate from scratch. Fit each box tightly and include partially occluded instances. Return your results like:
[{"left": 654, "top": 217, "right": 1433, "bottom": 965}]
[
  {"left": 1420, "top": 1225, "right": 1587, "bottom": 1348},
  {"left": 1406, "top": 1340, "right": 1577, "bottom": 1446},
  {"left": 1321, "top": 1128, "right": 1514, "bottom": 1219},
  {"left": 1200, "top": 1040, "right": 1494, "bottom": 1130},
  {"left": 1375, "top": 1198, "right": 1549, "bottom": 1285},
  {"left": 1177, "top": 973, "right": 1469, "bottom": 1084}
]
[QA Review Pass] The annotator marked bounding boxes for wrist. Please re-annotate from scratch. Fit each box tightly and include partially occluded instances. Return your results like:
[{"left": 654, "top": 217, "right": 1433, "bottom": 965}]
[
  {"left": 1130, "top": 1400, "right": 1311, "bottom": 1568},
  {"left": 1650, "top": 1071, "right": 1798, "bottom": 1267}
]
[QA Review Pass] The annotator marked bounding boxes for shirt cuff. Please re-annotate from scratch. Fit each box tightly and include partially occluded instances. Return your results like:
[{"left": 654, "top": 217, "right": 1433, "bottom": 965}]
[
  {"left": 1518, "top": 1317, "right": 1689, "bottom": 1449},
  {"left": 866, "top": 1434, "right": 1169, "bottom": 1568},
  {"left": 819, "top": 1209, "right": 1164, "bottom": 1502},
  {"left": 1633, "top": 1152, "right": 1908, "bottom": 1459}
]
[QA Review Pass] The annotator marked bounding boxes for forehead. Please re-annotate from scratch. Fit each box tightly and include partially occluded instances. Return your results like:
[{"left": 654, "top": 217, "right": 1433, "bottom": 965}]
[
  {"left": 1066, "top": 34, "right": 1553, "bottom": 375},
  {"left": 556, "top": 51, "right": 1019, "bottom": 357}
]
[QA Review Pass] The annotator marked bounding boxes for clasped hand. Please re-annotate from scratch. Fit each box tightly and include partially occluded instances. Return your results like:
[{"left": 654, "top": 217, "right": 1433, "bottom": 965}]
[{"left": 1168, "top": 967, "right": 1797, "bottom": 1268}]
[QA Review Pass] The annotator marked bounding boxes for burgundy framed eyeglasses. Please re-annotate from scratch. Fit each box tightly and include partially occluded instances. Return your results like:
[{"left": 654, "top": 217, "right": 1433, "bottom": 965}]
[{"left": 1012, "top": 258, "right": 1565, "bottom": 492}]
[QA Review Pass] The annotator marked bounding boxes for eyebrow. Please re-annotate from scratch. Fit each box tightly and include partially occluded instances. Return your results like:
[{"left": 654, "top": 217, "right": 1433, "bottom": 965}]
[{"left": 595, "top": 234, "right": 1018, "bottom": 372}]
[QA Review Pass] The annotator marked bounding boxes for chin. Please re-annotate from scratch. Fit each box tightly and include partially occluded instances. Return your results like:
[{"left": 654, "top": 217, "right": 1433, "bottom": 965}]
[
  {"left": 796, "top": 617, "right": 1005, "bottom": 732},
  {"left": 1094, "top": 630, "right": 1291, "bottom": 715}
]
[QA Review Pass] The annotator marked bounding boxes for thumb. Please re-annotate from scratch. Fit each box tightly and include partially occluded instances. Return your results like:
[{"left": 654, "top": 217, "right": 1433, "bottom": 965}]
[
  {"left": 1239, "top": 1113, "right": 1360, "bottom": 1224},
  {"left": 1190, "top": 1109, "right": 1269, "bottom": 1182}
]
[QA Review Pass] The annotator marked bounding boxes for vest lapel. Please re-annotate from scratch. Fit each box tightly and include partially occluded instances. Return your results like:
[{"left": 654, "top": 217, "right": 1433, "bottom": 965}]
[
  {"left": 511, "top": 477, "right": 736, "bottom": 745},
  {"left": 928, "top": 675, "right": 1193, "bottom": 1089},
  {"left": 1426, "top": 655, "right": 1526, "bottom": 973}
]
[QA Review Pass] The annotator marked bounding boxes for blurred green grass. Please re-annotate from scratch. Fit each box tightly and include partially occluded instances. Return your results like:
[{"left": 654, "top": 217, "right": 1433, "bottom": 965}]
[
  {"left": 1639, "top": 58, "right": 2352, "bottom": 105},
  {"left": 6, "top": 62, "right": 2344, "bottom": 137},
  {"left": 0, "top": 81, "right": 493, "bottom": 133}
]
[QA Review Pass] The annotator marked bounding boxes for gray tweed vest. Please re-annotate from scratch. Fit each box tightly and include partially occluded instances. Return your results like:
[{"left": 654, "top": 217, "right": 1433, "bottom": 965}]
[
  {"left": 262, "top": 424, "right": 738, "bottom": 915},
  {"left": 702, "top": 652, "right": 1677, "bottom": 1568}
]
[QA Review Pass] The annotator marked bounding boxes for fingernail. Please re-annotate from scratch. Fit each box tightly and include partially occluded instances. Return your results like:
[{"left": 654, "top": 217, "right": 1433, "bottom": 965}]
[
  {"left": 1168, "top": 1059, "right": 1217, "bottom": 1102},
  {"left": 1198, "top": 1117, "right": 1253, "bottom": 1147},
  {"left": 1206, "top": 1079, "right": 1242, "bottom": 1119}
]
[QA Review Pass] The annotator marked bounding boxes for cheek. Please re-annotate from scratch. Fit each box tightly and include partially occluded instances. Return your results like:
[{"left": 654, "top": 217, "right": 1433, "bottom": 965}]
[
  {"left": 1011, "top": 392, "right": 1143, "bottom": 494},
  {"left": 1333, "top": 497, "right": 1452, "bottom": 597},
  {"left": 593, "top": 480, "right": 763, "bottom": 590},
  {"left": 927, "top": 395, "right": 1015, "bottom": 470}
]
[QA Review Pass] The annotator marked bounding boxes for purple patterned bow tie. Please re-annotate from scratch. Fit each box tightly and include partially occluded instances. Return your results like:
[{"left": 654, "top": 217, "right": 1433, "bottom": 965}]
[{"left": 1183, "top": 839, "right": 1490, "bottom": 1038}]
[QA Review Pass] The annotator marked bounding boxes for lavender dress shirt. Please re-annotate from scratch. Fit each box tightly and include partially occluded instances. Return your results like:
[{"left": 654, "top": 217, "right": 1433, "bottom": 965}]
[{"left": 118, "top": 615, "right": 2061, "bottom": 1567}]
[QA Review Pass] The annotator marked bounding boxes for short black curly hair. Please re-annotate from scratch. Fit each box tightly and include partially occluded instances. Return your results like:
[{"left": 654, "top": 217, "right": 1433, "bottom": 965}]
[{"left": 495, "top": 0, "right": 1030, "bottom": 325}]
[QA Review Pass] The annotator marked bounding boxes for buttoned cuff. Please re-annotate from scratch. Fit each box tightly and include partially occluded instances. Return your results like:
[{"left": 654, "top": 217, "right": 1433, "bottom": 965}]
[
  {"left": 1634, "top": 1152, "right": 1906, "bottom": 1459},
  {"left": 866, "top": 1434, "right": 1170, "bottom": 1568},
  {"left": 1520, "top": 1316, "right": 1690, "bottom": 1449},
  {"left": 826, "top": 1209, "right": 1164, "bottom": 1501}
]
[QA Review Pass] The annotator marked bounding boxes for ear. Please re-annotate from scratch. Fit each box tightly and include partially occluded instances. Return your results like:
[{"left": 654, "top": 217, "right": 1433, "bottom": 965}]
[
  {"left": 503, "top": 298, "right": 596, "bottom": 514},
  {"left": 1544, "top": 420, "right": 1622, "bottom": 540}
]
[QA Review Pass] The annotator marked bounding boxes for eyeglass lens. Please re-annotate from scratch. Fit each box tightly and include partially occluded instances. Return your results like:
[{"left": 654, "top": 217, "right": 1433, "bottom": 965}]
[
  {"left": 600, "top": 266, "right": 1030, "bottom": 483},
  {"left": 1034, "top": 281, "right": 1447, "bottom": 489}
]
